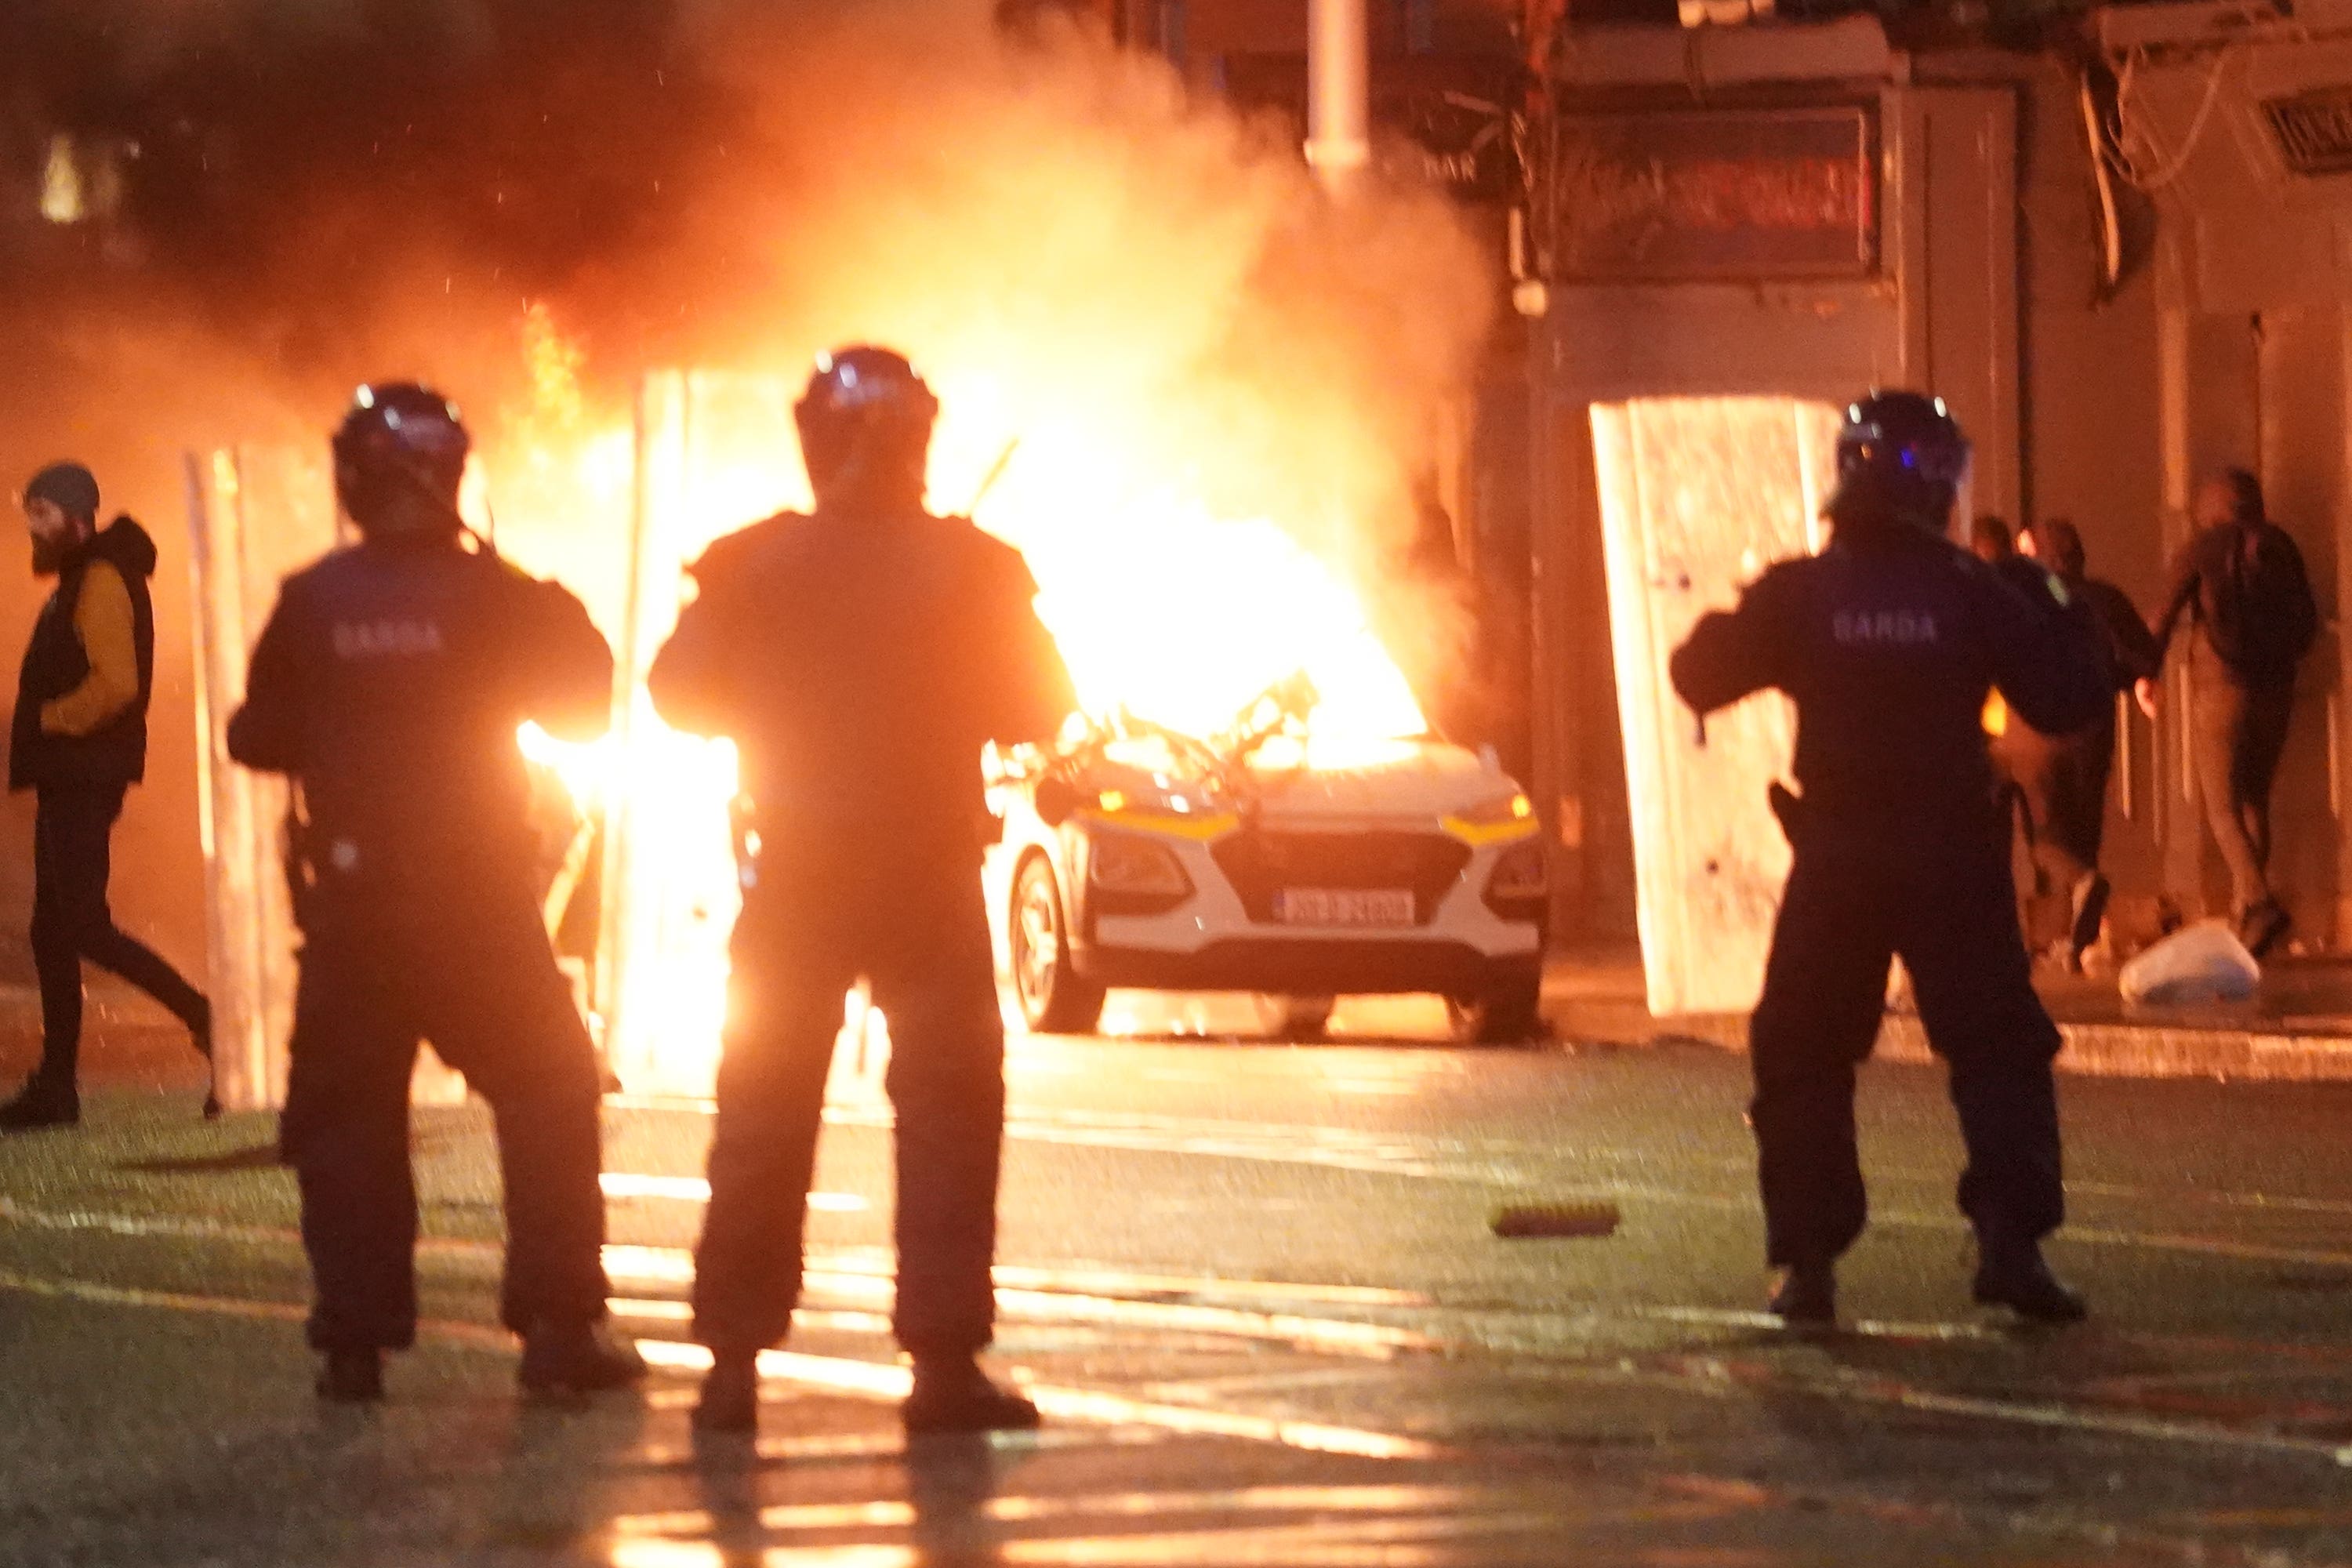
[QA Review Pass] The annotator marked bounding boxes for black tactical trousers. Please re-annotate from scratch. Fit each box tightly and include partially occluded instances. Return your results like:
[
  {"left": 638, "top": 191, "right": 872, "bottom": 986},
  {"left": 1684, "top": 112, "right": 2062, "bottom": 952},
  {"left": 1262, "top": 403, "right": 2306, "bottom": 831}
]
[
  {"left": 1747, "top": 814, "right": 2064, "bottom": 1268},
  {"left": 280, "top": 887, "right": 611, "bottom": 1351},
  {"left": 30, "top": 784, "right": 208, "bottom": 1084},
  {"left": 693, "top": 850, "right": 1004, "bottom": 1359}
]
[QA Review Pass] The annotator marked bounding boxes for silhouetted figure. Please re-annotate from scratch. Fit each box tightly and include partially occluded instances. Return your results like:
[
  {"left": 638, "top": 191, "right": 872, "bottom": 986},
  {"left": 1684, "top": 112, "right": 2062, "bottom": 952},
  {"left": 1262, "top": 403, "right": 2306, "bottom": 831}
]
[
  {"left": 1966, "top": 512, "right": 2047, "bottom": 912},
  {"left": 2, "top": 463, "right": 212, "bottom": 1132},
  {"left": 1968, "top": 513, "right": 2013, "bottom": 565},
  {"left": 2006, "top": 519, "right": 2160, "bottom": 966},
  {"left": 227, "top": 383, "right": 644, "bottom": 1405},
  {"left": 651, "top": 347, "right": 1076, "bottom": 1438},
  {"left": 2147, "top": 469, "right": 2318, "bottom": 957},
  {"left": 1671, "top": 392, "right": 2107, "bottom": 1327}
]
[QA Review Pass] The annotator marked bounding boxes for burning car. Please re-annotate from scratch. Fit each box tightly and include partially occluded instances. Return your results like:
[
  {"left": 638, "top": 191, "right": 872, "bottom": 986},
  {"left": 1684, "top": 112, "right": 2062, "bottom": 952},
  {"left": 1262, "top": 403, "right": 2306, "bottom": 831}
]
[{"left": 986, "top": 677, "right": 1548, "bottom": 1044}]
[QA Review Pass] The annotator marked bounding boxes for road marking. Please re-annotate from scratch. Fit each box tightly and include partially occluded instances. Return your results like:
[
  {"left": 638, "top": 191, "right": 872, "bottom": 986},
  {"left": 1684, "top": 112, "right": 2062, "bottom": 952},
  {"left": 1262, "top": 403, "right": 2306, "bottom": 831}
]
[
  {"left": 1608, "top": 1353, "right": 2352, "bottom": 1469},
  {"left": 607, "top": 1485, "right": 1652, "bottom": 1568},
  {"left": 612, "top": 1483, "right": 1534, "bottom": 1543},
  {"left": 619, "top": 1424, "right": 1156, "bottom": 1469},
  {"left": 10, "top": 1256, "right": 2351, "bottom": 1472},
  {"left": 2068, "top": 1180, "right": 2352, "bottom": 1220},
  {"left": 601, "top": 1172, "right": 866, "bottom": 1210},
  {"left": 989, "top": 1512, "right": 1697, "bottom": 1565},
  {"left": 597, "top": 1098, "right": 2352, "bottom": 1265},
  {"left": 22, "top": 1193, "right": 2352, "bottom": 1375},
  {"left": 627, "top": 1338, "right": 1445, "bottom": 1459},
  {"left": 50, "top": 1166, "right": 2352, "bottom": 1283},
  {"left": 0, "top": 1260, "right": 1440, "bottom": 1461},
  {"left": 2056, "top": 1223, "right": 2352, "bottom": 1271},
  {"left": 8, "top": 1254, "right": 2352, "bottom": 1568},
  {"left": 0, "top": 1265, "right": 318, "bottom": 1327},
  {"left": 0, "top": 1197, "right": 1435, "bottom": 1358}
]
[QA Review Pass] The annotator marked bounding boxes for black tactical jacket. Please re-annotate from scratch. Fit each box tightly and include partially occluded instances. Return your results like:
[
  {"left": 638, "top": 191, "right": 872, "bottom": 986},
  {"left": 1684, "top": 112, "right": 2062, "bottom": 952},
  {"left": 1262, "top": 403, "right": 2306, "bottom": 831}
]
[
  {"left": 227, "top": 536, "right": 612, "bottom": 906},
  {"left": 1671, "top": 524, "right": 2109, "bottom": 833}
]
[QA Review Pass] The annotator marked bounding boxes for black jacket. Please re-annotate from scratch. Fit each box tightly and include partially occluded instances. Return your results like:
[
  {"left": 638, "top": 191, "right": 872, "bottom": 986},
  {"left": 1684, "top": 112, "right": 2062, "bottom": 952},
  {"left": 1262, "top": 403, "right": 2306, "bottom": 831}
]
[
  {"left": 1671, "top": 527, "right": 2110, "bottom": 833},
  {"left": 226, "top": 537, "right": 612, "bottom": 908},
  {"left": 2151, "top": 519, "right": 2319, "bottom": 690},
  {"left": 649, "top": 506, "right": 1075, "bottom": 862},
  {"left": 2075, "top": 575, "right": 2161, "bottom": 693},
  {"left": 10, "top": 517, "right": 158, "bottom": 792}
]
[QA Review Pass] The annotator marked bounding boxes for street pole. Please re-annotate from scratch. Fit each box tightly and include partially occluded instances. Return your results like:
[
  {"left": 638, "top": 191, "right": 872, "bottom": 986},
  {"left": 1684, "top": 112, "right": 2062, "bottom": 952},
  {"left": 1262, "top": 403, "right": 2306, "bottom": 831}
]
[{"left": 1305, "top": 0, "right": 1370, "bottom": 194}]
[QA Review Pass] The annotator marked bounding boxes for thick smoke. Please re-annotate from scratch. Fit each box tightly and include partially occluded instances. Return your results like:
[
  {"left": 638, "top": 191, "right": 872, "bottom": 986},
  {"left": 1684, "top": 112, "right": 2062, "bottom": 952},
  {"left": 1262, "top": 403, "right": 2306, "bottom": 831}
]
[
  {"left": 652, "top": 2, "right": 1496, "bottom": 728},
  {"left": 5, "top": 2, "right": 1489, "bottom": 539},
  {"left": 0, "top": 0, "right": 1497, "bottom": 970}
]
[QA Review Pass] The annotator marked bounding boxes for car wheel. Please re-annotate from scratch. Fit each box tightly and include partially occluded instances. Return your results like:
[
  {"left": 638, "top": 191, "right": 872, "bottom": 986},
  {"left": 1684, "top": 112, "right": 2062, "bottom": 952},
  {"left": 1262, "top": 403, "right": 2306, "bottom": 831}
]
[
  {"left": 1010, "top": 854, "right": 1106, "bottom": 1035},
  {"left": 1446, "top": 973, "right": 1546, "bottom": 1046},
  {"left": 1256, "top": 994, "right": 1334, "bottom": 1043}
]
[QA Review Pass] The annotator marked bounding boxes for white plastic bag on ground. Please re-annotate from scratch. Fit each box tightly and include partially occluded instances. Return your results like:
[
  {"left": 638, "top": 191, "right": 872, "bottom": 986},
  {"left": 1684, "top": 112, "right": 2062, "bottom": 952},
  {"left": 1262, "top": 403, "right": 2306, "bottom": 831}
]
[{"left": 2118, "top": 920, "right": 2261, "bottom": 1006}]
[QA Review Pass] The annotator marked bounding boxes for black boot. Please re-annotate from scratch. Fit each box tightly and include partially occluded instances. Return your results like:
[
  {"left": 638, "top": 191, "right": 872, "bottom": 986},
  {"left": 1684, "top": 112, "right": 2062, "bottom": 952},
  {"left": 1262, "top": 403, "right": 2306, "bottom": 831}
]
[
  {"left": 316, "top": 1348, "right": 385, "bottom": 1403},
  {"left": 1766, "top": 1261, "right": 1837, "bottom": 1326},
  {"left": 1973, "top": 1238, "right": 2088, "bottom": 1323},
  {"left": 0, "top": 1076, "right": 78, "bottom": 1133},
  {"left": 517, "top": 1321, "right": 648, "bottom": 1399},
  {"left": 691, "top": 1350, "right": 760, "bottom": 1435},
  {"left": 902, "top": 1356, "right": 1040, "bottom": 1435}
]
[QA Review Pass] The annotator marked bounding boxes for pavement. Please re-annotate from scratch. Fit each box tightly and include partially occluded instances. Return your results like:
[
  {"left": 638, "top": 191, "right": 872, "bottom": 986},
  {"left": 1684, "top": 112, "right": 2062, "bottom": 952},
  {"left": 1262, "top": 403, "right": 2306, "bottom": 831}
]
[
  {"left": 11, "top": 999, "right": 2352, "bottom": 1564},
  {"left": 1546, "top": 943, "right": 2352, "bottom": 1081}
]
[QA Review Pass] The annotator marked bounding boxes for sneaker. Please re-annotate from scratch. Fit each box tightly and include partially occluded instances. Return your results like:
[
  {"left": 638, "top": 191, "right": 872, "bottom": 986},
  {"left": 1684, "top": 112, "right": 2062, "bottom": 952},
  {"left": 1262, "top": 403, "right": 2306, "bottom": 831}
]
[
  {"left": 902, "top": 1356, "right": 1041, "bottom": 1435},
  {"left": 316, "top": 1348, "right": 385, "bottom": 1403},
  {"left": 691, "top": 1352, "right": 760, "bottom": 1435},
  {"left": 1973, "top": 1240, "right": 2088, "bottom": 1323},
  {"left": 2068, "top": 873, "right": 2111, "bottom": 967},
  {"left": 517, "top": 1321, "right": 648, "bottom": 1399},
  {"left": 2238, "top": 898, "right": 2291, "bottom": 960},
  {"left": 0, "top": 1077, "right": 78, "bottom": 1133},
  {"left": 1766, "top": 1261, "right": 1837, "bottom": 1327}
]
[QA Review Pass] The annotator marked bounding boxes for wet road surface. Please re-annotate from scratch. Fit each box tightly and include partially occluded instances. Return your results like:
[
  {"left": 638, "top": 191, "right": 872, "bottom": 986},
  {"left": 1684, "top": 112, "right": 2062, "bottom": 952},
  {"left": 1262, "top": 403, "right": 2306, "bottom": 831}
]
[{"left": 8, "top": 996, "right": 2352, "bottom": 1564}]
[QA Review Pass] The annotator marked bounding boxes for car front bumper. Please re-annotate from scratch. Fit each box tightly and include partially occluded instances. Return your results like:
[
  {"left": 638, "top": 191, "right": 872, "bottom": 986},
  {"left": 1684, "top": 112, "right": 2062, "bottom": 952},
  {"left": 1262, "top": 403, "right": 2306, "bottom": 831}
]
[{"left": 1073, "top": 936, "right": 1541, "bottom": 996}]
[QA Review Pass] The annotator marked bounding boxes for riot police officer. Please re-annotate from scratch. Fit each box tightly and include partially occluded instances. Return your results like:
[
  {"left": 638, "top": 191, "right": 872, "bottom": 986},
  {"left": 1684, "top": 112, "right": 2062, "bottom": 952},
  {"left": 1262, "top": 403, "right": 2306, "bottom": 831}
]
[
  {"left": 227, "top": 383, "right": 644, "bottom": 1403},
  {"left": 1670, "top": 392, "right": 2110, "bottom": 1326},
  {"left": 650, "top": 347, "right": 1075, "bottom": 1436}
]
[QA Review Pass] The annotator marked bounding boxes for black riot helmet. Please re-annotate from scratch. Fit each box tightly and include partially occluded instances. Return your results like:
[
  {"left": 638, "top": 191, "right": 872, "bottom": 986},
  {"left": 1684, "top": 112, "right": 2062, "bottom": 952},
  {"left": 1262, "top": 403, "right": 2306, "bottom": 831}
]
[
  {"left": 793, "top": 346, "right": 938, "bottom": 510},
  {"left": 1831, "top": 390, "right": 1970, "bottom": 534},
  {"left": 331, "top": 382, "right": 472, "bottom": 539}
]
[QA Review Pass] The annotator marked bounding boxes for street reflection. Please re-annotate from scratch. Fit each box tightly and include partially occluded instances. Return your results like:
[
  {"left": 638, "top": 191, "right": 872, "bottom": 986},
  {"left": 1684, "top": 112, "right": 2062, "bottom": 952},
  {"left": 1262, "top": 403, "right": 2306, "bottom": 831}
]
[{"left": 609, "top": 1479, "right": 1537, "bottom": 1568}]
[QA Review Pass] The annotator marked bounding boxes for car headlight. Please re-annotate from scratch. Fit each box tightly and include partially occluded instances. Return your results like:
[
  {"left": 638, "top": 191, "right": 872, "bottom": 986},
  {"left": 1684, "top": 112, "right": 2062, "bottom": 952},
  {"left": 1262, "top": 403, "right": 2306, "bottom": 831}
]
[
  {"left": 1087, "top": 829, "right": 1194, "bottom": 914},
  {"left": 1445, "top": 789, "right": 1539, "bottom": 847},
  {"left": 1094, "top": 782, "right": 1215, "bottom": 818},
  {"left": 1459, "top": 791, "right": 1536, "bottom": 827},
  {"left": 1076, "top": 781, "right": 1238, "bottom": 843},
  {"left": 1483, "top": 840, "right": 1548, "bottom": 920}
]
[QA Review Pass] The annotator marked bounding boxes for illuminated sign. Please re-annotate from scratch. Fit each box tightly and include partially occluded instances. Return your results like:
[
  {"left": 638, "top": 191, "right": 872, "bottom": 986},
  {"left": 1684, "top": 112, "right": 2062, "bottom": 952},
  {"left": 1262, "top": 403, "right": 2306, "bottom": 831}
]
[{"left": 1554, "top": 106, "right": 1877, "bottom": 281}]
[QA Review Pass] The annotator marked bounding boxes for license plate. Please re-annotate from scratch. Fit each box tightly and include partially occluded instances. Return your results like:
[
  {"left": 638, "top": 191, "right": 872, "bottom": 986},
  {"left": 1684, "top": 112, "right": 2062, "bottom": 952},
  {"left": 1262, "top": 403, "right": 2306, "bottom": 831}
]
[{"left": 1273, "top": 887, "right": 1415, "bottom": 927}]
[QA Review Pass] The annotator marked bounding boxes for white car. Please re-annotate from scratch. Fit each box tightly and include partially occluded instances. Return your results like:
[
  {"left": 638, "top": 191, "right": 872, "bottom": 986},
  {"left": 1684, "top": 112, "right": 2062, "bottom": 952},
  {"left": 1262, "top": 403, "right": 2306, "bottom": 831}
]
[{"left": 985, "top": 688, "right": 1548, "bottom": 1043}]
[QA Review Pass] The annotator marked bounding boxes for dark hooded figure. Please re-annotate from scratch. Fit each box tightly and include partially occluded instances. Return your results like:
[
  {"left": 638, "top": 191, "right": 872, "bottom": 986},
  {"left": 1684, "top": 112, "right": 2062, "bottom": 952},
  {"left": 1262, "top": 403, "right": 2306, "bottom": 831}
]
[{"left": 2, "top": 463, "right": 212, "bottom": 1131}]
